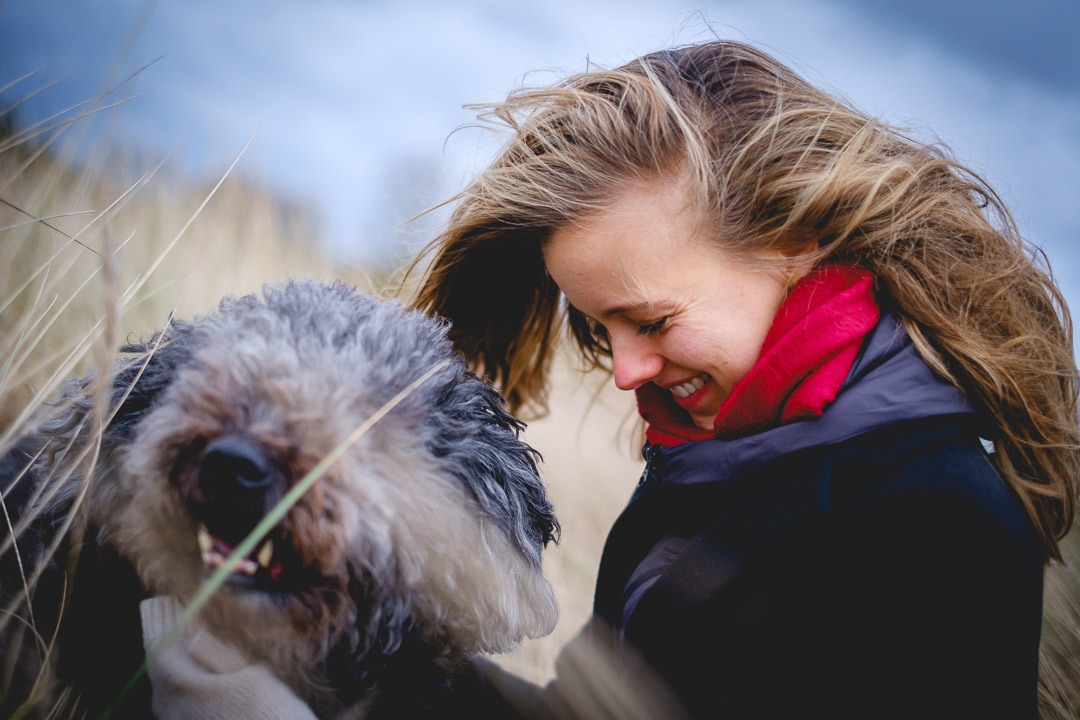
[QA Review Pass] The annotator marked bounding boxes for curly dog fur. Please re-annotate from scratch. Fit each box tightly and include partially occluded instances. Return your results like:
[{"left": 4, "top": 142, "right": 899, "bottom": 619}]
[{"left": 0, "top": 278, "right": 559, "bottom": 718}]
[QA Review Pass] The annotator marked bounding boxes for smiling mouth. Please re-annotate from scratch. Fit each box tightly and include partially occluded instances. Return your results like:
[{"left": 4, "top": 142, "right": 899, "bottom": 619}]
[{"left": 669, "top": 373, "right": 709, "bottom": 399}]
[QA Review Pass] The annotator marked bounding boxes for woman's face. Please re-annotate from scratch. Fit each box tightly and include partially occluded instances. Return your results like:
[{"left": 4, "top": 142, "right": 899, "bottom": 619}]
[{"left": 543, "top": 180, "right": 794, "bottom": 431}]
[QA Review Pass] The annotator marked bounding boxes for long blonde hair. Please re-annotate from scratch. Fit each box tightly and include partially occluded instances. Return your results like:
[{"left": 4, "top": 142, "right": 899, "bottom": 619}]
[{"left": 408, "top": 40, "right": 1079, "bottom": 558}]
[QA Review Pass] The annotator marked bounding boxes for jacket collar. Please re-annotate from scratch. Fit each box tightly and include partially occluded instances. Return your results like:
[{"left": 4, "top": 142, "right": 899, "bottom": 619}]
[
  {"left": 648, "top": 313, "right": 977, "bottom": 486},
  {"left": 637, "top": 265, "right": 880, "bottom": 447}
]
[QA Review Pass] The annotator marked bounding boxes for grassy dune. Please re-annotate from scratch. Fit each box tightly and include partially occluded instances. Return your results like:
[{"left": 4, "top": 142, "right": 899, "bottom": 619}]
[
  {"left": 0, "top": 125, "right": 386, "bottom": 436},
  {"left": 1, "top": 94, "right": 1078, "bottom": 717}
]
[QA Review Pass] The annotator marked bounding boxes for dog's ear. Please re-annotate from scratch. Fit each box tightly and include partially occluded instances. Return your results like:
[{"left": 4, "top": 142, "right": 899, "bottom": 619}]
[
  {"left": 38, "top": 319, "right": 198, "bottom": 450},
  {"left": 0, "top": 319, "right": 199, "bottom": 715},
  {"left": 106, "top": 320, "right": 198, "bottom": 438},
  {"left": 419, "top": 368, "right": 560, "bottom": 651},
  {"left": 431, "top": 370, "right": 560, "bottom": 568}
]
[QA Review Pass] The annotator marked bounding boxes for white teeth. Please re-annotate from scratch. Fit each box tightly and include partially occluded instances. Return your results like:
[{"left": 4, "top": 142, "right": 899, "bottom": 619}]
[
  {"left": 196, "top": 523, "right": 266, "bottom": 578},
  {"left": 197, "top": 525, "right": 213, "bottom": 554},
  {"left": 670, "top": 374, "right": 708, "bottom": 399},
  {"left": 257, "top": 540, "right": 274, "bottom": 568},
  {"left": 235, "top": 557, "right": 258, "bottom": 576}
]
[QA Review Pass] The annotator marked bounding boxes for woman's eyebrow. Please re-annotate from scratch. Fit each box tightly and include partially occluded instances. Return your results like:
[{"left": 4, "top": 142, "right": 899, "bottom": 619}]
[{"left": 601, "top": 299, "right": 655, "bottom": 318}]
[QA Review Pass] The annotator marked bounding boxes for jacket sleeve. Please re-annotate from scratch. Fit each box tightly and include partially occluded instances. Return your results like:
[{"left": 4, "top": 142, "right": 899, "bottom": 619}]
[{"left": 443, "top": 621, "right": 692, "bottom": 720}]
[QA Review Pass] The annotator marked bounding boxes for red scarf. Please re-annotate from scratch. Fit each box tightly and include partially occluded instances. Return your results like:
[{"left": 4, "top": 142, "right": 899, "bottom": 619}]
[{"left": 636, "top": 264, "right": 880, "bottom": 447}]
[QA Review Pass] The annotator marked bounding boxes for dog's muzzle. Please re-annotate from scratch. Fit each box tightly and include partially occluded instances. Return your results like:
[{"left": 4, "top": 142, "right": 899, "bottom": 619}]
[{"left": 188, "top": 434, "right": 292, "bottom": 587}]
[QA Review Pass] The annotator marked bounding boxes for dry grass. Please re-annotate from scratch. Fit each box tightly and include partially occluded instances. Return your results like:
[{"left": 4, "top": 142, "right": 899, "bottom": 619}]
[
  {"left": 0, "top": 113, "right": 384, "bottom": 438},
  {"left": 2, "top": 82, "right": 1078, "bottom": 717},
  {"left": 1039, "top": 526, "right": 1080, "bottom": 719}
]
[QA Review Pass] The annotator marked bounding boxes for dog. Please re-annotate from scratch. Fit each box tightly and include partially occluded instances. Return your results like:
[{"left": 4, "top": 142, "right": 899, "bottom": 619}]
[{"left": 0, "top": 278, "right": 560, "bottom": 719}]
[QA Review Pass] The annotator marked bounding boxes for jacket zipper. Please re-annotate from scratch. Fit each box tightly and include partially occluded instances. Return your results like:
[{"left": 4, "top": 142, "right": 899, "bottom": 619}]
[{"left": 638, "top": 442, "right": 657, "bottom": 487}]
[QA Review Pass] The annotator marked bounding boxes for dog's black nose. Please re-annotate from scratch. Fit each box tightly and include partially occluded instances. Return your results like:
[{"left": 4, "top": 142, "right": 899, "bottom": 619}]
[{"left": 199, "top": 435, "right": 277, "bottom": 492}]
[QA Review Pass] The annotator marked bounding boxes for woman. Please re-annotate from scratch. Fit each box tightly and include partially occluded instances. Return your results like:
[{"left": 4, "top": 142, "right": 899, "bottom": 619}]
[{"left": 405, "top": 40, "right": 1078, "bottom": 718}]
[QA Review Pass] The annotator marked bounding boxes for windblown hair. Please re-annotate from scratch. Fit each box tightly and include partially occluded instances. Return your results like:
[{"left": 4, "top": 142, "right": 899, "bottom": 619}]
[{"left": 408, "top": 40, "right": 1079, "bottom": 558}]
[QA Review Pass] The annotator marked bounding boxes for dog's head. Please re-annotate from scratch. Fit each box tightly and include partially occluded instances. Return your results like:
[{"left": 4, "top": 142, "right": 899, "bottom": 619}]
[{"left": 74, "top": 279, "right": 558, "bottom": 692}]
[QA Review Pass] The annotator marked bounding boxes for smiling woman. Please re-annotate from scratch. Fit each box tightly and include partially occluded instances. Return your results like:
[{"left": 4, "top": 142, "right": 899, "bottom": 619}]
[
  {"left": 543, "top": 178, "right": 794, "bottom": 432},
  {"left": 405, "top": 38, "right": 1079, "bottom": 719}
]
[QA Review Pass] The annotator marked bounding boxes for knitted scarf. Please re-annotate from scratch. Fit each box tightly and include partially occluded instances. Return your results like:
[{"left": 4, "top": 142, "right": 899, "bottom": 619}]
[{"left": 636, "top": 264, "right": 880, "bottom": 447}]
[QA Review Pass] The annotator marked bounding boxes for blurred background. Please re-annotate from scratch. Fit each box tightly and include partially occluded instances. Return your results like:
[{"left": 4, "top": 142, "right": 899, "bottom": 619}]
[
  {"left": 2, "top": 0, "right": 1078, "bottom": 714},
  {"left": 2, "top": 0, "right": 1078, "bottom": 277}
]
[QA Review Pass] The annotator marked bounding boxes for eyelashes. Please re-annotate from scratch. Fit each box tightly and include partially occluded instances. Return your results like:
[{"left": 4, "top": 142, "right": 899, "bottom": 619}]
[
  {"left": 637, "top": 317, "right": 668, "bottom": 335},
  {"left": 586, "top": 316, "right": 668, "bottom": 338},
  {"left": 572, "top": 306, "right": 668, "bottom": 349}
]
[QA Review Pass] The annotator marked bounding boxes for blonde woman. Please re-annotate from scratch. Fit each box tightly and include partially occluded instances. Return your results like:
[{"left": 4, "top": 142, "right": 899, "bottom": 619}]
[{"left": 407, "top": 40, "right": 1078, "bottom": 719}]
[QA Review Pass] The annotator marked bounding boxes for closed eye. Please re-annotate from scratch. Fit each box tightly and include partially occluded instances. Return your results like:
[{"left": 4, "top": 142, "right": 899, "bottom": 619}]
[{"left": 637, "top": 317, "right": 668, "bottom": 335}]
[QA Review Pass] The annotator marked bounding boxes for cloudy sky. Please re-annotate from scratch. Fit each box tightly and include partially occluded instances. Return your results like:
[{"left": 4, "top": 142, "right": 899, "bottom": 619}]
[{"left": 1, "top": 0, "right": 1078, "bottom": 301}]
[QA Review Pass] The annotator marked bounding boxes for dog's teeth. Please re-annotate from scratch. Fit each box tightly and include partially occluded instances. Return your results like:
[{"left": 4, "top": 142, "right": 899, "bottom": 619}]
[
  {"left": 197, "top": 526, "right": 213, "bottom": 555},
  {"left": 257, "top": 540, "right": 274, "bottom": 568}
]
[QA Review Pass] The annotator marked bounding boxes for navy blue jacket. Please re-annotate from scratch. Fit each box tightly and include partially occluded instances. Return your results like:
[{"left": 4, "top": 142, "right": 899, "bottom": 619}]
[{"left": 451, "top": 316, "right": 1047, "bottom": 719}]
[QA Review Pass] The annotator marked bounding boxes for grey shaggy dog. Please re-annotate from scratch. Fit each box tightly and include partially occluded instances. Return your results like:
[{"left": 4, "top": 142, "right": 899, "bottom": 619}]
[{"left": 0, "top": 278, "right": 560, "bottom": 719}]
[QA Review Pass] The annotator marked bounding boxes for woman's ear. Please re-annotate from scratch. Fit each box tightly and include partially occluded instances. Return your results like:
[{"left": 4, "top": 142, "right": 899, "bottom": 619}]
[{"left": 773, "top": 230, "right": 823, "bottom": 290}]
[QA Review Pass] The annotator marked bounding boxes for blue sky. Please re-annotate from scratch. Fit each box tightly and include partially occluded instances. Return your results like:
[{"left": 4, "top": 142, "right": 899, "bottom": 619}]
[{"left": 2, "top": 0, "right": 1078, "bottom": 304}]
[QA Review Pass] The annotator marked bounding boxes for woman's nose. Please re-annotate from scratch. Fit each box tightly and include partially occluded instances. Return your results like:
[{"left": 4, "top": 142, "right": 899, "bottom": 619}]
[{"left": 610, "top": 333, "right": 664, "bottom": 391}]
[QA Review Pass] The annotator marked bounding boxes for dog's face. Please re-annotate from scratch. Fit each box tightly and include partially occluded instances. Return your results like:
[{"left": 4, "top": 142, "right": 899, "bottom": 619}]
[{"left": 82, "top": 280, "right": 558, "bottom": 694}]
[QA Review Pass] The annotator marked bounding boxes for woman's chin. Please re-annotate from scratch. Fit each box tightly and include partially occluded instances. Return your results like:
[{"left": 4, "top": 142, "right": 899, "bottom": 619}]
[
  {"left": 671, "top": 383, "right": 720, "bottom": 431},
  {"left": 688, "top": 412, "right": 716, "bottom": 431}
]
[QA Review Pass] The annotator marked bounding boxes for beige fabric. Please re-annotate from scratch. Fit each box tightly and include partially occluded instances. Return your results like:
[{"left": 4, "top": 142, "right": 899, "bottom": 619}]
[{"left": 140, "top": 597, "right": 317, "bottom": 720}]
